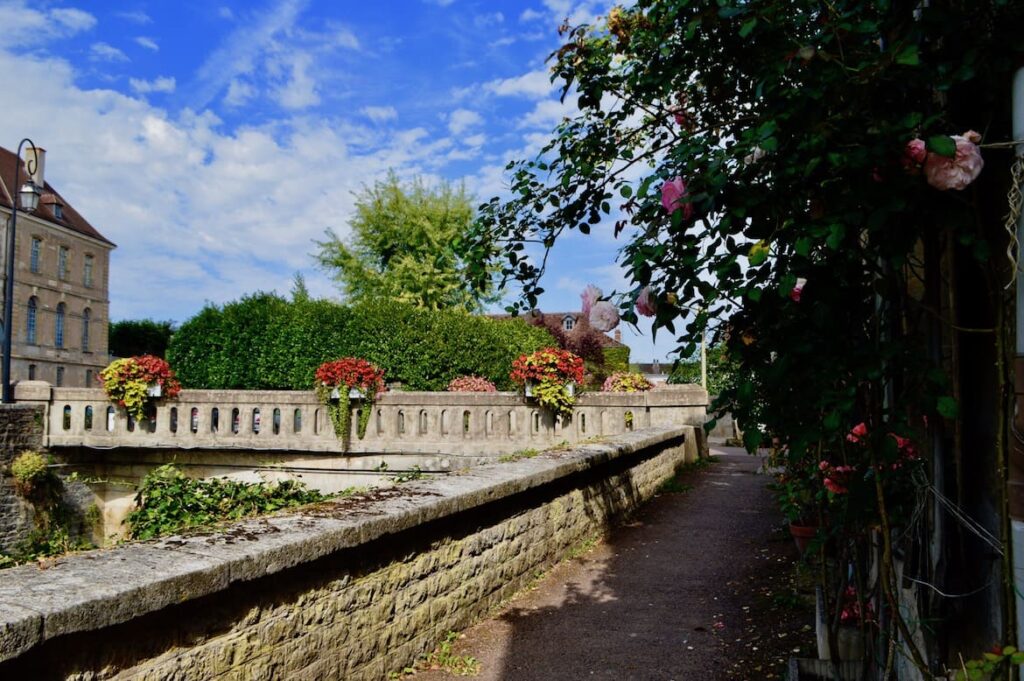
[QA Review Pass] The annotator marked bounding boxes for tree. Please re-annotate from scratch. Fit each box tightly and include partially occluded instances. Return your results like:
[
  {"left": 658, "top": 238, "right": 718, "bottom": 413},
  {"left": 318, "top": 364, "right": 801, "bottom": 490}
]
[
  {"left": 316, "top": 171, "right": 491, "bottom": 311},
  {"left": 468, "top": 1, "right": 1023, "bottom": 673},
  {"left": 108, "top": 319, "right": 175, "bottom": 358}
]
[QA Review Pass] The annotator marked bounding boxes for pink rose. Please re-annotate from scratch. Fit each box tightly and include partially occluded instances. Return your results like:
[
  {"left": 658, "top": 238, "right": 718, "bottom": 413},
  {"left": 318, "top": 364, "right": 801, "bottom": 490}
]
[
  {"left": 790, "top": 277, "right": 807, "bottom": 302},
  {"left": 847, "top": 422, "right": 868, "bottom": 443},
  {"left": 581, "top": 284, "right": 602, "bottom": 316},
  {"left": 924, "top": 134, "right": 984, "bottom": 191},
  {"left": 660, "top": 177, "right": 693, "bottom": 221},
  {"left": 635, "top": 286, "right": 656, "bottom": 317},
  {"left": 589, "top": 300, "right": 620, "bottom": 332},
  {"left": 904, "top": 138, "right": 927, "bottom": 165}
]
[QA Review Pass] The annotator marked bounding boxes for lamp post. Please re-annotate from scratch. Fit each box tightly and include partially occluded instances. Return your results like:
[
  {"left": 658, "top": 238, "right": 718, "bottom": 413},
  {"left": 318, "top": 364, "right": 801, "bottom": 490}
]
[{"left": 2, "top": 139, "right": 42, "bottom": 403}]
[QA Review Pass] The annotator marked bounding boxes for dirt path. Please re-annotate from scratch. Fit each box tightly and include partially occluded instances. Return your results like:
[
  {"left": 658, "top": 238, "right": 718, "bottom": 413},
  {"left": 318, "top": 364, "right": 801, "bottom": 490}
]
[{"left": 411, "top": 446, "right": 812, "bottom": 681}]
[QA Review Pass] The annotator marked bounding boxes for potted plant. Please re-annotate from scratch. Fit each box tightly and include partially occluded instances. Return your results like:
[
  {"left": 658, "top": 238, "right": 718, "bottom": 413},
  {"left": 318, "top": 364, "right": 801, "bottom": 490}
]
[
  {"left": 602, "top": 371, "right": 653, "bottom": 393},
  {"left": 447, "top": 375, "right": 498, "bottom": 392},
  {"left": 510, "top": 347, "right": 584, "bottom": 418},
  {"left": 315, "top": 358, "right": 385, "bottom": 447},
  {"left": 99, "top": 355, "right": 181, "bottom": 422}
]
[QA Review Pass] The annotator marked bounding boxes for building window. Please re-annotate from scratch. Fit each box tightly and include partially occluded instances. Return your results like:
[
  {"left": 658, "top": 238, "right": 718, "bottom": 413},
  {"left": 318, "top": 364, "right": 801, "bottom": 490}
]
[
  {"left": 56, "top": 366, "right": 64, "bottom": 387},
  {"left": 55, "top": 303, "right": 65, "bottom": 348},
  {"left": 26, "top": 296, "right": 37, "bottom": 344},
  {"left": 30, "top": 238, "right": 41, "bottom": 273},
  {"left": 84, "top": 255, "right": 94, "bottom": 288},
  {"left": 28, "top": 364, "right": 36, "bottom": 380},
  {"left": 53, "top": 204, "right": 63, "bottom": 220},
  {"left": 562, "top": 315, "right": 576, "bottom": 331},
  {"left": 58, "top": 246, "right": 69, "bottom": 280},
  {"left": 85, "top": 369, "right": 92, "bottom": 386},
  {"left": 82, "top": 308, "right": 91, "bottom": 351}
]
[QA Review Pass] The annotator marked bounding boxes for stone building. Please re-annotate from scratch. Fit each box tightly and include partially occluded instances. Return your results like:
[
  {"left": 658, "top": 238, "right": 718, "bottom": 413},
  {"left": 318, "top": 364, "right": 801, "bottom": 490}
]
[{"left": 0, "top": 146, "right": 115, "bottom": 387}]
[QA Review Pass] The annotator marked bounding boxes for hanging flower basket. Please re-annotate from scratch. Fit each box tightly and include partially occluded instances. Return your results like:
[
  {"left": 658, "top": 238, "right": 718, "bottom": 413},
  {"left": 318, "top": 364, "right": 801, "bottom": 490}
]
[
  {"left": 511, "top": 348, "right": 584, "bottom": 418},
  {"left": 330, "top": 387, "right": 367, "bottom": 400},
  {"left": 315, "top": 358, "right": 385, "bottom": 448},
  {"left": 99, "top": 355, "right": 181, "bottom": 422}
]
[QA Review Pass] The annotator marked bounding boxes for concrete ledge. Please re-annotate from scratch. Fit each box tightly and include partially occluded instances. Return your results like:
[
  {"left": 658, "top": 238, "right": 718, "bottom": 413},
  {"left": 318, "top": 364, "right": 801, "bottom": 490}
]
[{"left": 0, "top": 425, "right": 692, "bottom": 663}]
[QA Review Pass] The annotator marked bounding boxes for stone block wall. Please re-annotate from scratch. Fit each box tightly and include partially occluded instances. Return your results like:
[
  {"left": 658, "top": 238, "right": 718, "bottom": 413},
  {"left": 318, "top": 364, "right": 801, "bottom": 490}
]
[
  {"left": 0, "top": 427, "right": 693, "bottom": 679},
  {"left": 0, "top": 404, "right": 44, "bottom": 553}
]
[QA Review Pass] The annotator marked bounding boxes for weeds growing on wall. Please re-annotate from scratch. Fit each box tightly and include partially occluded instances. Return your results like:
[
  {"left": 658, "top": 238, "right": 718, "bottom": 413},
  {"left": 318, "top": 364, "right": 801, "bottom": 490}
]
[{"left": 125, "top": 465, "right": 326, "bottom": 540}]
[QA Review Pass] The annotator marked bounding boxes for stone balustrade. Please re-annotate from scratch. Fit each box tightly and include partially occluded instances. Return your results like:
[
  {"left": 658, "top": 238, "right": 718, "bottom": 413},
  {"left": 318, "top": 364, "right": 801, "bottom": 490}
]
[{"left": 16, "top": 381, "right": 708, "bottom": 456}]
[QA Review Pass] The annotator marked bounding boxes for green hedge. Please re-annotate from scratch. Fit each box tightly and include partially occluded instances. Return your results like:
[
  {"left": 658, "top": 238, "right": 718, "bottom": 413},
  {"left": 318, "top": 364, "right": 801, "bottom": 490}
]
[{"left": 167, "top": 294, "right": 555, "bottom": 391}]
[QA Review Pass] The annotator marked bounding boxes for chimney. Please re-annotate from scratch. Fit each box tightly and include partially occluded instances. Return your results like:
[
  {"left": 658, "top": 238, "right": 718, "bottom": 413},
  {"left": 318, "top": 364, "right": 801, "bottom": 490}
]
[
  {"left": 25, "top": 147, "right": 45, "bottom": 188},
  {"left": 614, "top": 329, "right": 621, "bottom": 343}
]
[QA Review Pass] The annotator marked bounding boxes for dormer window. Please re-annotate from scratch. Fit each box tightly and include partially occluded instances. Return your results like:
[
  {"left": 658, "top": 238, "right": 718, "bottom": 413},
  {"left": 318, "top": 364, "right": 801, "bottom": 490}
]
[
  {"left": 562, "top": 315, "right": 576, "bottom": 331},
  {"left": 53, "top": 204, "right": 63, "bottom": 220}
]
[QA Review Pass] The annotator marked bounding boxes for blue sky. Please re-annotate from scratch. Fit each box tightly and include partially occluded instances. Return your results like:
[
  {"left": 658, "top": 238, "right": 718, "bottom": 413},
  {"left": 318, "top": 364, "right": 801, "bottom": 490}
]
[{"left": 0, "top": 0, "right": 680, "bottom": 362}]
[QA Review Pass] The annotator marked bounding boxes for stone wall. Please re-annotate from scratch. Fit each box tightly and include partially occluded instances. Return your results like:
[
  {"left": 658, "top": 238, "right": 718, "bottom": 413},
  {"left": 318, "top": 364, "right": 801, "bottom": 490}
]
[
  {"left": 0, "top": 404, "right": 44, "bottom": 553},
  {"left": 0, "top": 426, "right": 697, "bottom": 679}
]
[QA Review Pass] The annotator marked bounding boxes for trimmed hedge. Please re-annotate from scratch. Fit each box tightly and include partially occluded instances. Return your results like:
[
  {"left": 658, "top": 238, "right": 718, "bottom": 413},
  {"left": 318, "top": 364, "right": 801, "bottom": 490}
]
[{"left": 167, "top": 294, "right": 555, "bottom": 391}]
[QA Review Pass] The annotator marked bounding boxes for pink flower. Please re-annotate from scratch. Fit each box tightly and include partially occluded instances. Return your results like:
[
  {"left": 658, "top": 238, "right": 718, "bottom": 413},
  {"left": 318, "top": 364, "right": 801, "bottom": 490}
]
[
  {"left": 847, "top": 422, "right": 868, "bottom": 443},
  {"left": 818, "top": 461, "right": 829, "bottom": 472},
  {"left": 824, "top": 478, "right": 848, "bottom": 494},
  {"left": 581, "top": 284, "right": 603, "bottom": 316},
  {"left": 924, "top": 133, "right": 984, "bottom": 191},
  {"left": 904, "top": 138, "right": 927, "bottom": 165},
  {"left": 589, "top": 300, "right": 620, "bottom": 332},
  {"left": 790, "top": 278, "right": 807, "bottom": 302},
  {"left": 660, "top": 177, "right": 693, "bottom": 221},
  {"left": 635, "top": 286, "right": 656, "bottom": 317}
]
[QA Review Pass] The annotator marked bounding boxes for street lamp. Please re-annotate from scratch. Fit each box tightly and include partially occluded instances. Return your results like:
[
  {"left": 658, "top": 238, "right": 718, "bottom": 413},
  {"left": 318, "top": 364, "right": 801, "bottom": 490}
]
[{"left": 2, "top": 139, "right": 42, "bottom": 403}]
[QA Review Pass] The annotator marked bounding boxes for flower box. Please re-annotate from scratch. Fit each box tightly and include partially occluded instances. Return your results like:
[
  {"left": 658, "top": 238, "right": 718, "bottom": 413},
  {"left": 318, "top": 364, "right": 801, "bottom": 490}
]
[
  {"left": 330, "top": 387, "right": 366, "bottom": 400},
  {"left": 146, "top": 382, "right": 162, "bottom": 398},
  {"left": 524, "top": 381, "right": 575, "bottom": 398}
]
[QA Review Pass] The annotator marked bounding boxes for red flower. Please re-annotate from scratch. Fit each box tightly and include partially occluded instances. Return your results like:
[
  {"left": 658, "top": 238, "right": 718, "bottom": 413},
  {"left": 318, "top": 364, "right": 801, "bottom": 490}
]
[
  {"left": 315, "top": 358, "right": 385, "bottom": 394},
  {"left": 846, "top": 422, "right": 868, "bottom": 443}
]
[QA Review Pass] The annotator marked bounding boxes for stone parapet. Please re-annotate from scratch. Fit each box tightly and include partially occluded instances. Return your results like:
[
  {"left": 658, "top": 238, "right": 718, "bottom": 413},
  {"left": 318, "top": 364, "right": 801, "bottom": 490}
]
[
  {"left": 43, "top": 385, "right": 709, "bottom": 456},
  {"left": 0, "top": 425, "right": 696, "bottom": 678}
]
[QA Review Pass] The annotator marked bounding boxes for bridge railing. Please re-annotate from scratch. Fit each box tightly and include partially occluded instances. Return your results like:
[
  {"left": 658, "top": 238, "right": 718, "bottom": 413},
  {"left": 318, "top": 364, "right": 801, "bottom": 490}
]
[{"left": 14, "top": 381, "right": 709, "bottom": 455}]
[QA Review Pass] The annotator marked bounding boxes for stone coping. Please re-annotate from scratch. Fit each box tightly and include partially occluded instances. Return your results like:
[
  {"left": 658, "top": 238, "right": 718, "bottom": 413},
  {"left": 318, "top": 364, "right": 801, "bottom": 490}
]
[{"left": 0, "top": 425, "right": 690, "bottom": 662}]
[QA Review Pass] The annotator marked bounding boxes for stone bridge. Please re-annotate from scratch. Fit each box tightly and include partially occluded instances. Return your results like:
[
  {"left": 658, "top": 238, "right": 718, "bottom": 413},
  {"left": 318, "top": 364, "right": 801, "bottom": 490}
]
[{"left": 15, "top": 381, "right": 709, "bottom": 457}]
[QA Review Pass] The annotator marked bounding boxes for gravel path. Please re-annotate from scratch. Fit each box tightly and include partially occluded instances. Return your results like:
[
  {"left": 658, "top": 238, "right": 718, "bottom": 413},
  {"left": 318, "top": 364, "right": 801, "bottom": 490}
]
[{"left": 412, "top": 446, "right": 789, "bottom": 681}]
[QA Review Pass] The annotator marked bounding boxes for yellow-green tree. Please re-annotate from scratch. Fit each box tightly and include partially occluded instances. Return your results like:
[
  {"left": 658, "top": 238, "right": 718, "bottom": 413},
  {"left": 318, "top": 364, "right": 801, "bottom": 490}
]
[{"left": 316, "top": 171, "right": 490, "bottom": 311}]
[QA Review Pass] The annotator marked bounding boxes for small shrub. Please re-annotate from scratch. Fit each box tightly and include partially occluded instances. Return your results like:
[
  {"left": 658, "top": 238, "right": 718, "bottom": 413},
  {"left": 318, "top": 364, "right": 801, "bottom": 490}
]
[
  {"left": 10, "top": 451, "right": 50, "bottom": 495},
  {"left": 602, "top": 371, "right": 653, "bottom": 393},
  {"left": 447, "top": 375, "right": 497, "bottom": 392}
]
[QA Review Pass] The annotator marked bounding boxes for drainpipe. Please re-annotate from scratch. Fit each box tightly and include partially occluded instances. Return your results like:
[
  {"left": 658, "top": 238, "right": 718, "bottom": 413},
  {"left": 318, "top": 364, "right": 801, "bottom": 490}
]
[{"left": 1010, "top": 66, "right": 1024, "bottom": 649}]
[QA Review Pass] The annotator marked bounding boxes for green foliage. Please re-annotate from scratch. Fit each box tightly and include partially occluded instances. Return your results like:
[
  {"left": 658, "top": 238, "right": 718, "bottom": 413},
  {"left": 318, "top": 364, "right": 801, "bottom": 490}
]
[
  {"left": 125, "top": 464, "right": 326, "bottom": 540},
  {"left": 315, "top": 170, "right": 494, "bottom": 312},
  {"left": 602, "top": 346, "right": 630, "bottom": 374},
  {"left": 10, "top": 451, "right": 49, "bottom": 491},
  {"left": 668, "top": 344, "right": 737, "bottom": 396},
  {"left": 498, "top": 448, "right": 540, "bottom": 463},
  {"left": 168, "top": 295, "right": 554, "bottom": 391},
  {"left": 954, "top": 646, "right": 1024, "bottom": 681},
  {"left": 417, "top": 632, "right": 480, "bottom": 677},
  {"left": 108, "top": 319, "right": 175, "bottom": 358}
]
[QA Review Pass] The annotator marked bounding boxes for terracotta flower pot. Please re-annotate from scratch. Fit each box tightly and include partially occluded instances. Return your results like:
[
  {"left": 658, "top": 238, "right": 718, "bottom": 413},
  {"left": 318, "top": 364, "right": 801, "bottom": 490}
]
[{"left": 789, "top": 522, "right": 818, "bottom": 553}]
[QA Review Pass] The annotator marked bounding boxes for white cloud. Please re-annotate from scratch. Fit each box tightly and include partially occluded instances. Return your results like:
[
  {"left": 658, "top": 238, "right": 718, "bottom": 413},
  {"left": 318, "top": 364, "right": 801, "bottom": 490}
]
[
  {"left": 0, "top": 2, "right": 96, "bottom": 48},
  {"left": 218, "top": 6, "right": 234, "bottom": 20},
  {"left": 223, "top": 79, "right": 255, "bottom": 107},
  {"left": 520, "top": 8, "right": 544, "bottom": 22},
  {"left": 116, "top": 10, "right": 151, "bottom": 25},
  {"left": 272, "top": 51, "right": 320, "bottom": 110},
  {"left": 521, "top": 98, "right": 577, "bottom": 129},
  {"left": 89, "top": 42, "right": 130, "bottom": 63},
  {"left": 463, "top": 133, "right": 486, "bottom": 147},
  {"left": 191, "top": 0, "right": 308, "bottom": 108},
  {"left": 134, "top": 36, "right": 159, "bottom": 51},
  {"left": 448, "top": 108, "right": 482, "bottom": 135},
  {"left": 361, "top": 106, "right": 398, "bottom": 123},
  {"left": 485, "top": 69, "right": 554, "bottom": 98},
  {"left": 129, "top": 76, "right": 176, "bottom": 94},
  {"left": 474, "top": 12, "right": 504, "bottom": 28}
]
